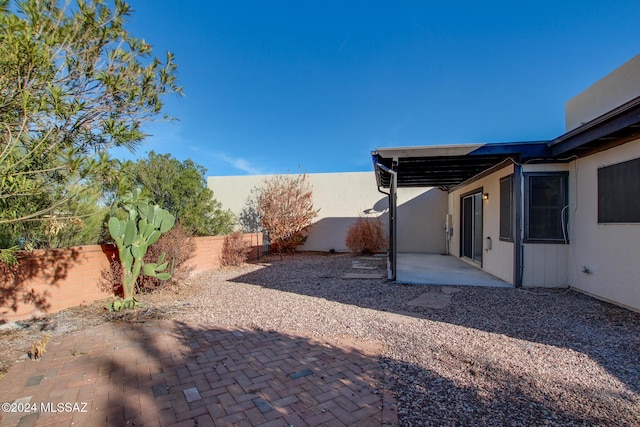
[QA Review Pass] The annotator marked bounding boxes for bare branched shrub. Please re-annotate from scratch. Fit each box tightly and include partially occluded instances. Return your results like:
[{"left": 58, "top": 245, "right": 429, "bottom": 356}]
[
  {"left": 99, "top": 223, "right": 196, "bottom": 296},
  {"left": 220, "top": 231, "right": 251, "bottom": 267},
  {"left": 345, "top": 217, "right": 387, "bottom": 255},
  {"left": 98, "top": 261, "right": 123, "bottom": 296},
  {"left": 257, "top": 174, "right": 319, "bottom": 258},
  {"left": 270, "top": 232, "right": 306, "bottom": 254},
  {"left": 138, "top": 223, "right": 195, "bottom": 292}
]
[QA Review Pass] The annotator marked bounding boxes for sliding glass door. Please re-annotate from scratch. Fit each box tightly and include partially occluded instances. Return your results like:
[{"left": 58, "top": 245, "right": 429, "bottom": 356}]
[{"left": 461, "top": 192, "right": 483, "bottom": 264}]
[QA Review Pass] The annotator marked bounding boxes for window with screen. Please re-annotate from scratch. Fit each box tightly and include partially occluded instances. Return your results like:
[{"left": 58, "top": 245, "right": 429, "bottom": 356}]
[
  {"left": 499, "top": 175, "right": 513, "bottom": 241},
  {"left": 524, "top": 172, "right": 569, "bottom": 243},
  {"left": 598, "top": 157, "right": 640, "bottom": 223}
]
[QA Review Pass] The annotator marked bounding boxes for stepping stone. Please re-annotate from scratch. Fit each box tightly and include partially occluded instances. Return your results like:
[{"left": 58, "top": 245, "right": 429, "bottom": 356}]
[
  {"left": 352, "top": 265, "right": 378, "bottom": 270},
  {"left": 406, "top": 292, "right": 452, "bottom": 309},
  {"left": 289, "top": 369, "right": 313, "bottom": 379},
  {"left": 183, "top": 387, "right": 201, "bottom": 402},
  {"left": 26, "top": 375, "right": 44, "bottom": 387},
  {"left": 252, "top": 397, "right": 274, "bottom": 413},
  {"left": 153, "top": 383, "right": 169, "bottom": 397},
  {"left": 357, "top": 256, "right": 385, "bottom": 261},
  {"left": 342, "top": 273, "right": 384, "bottom": 279},
  {"left": 441, "top": 287, "right": 461, "bottom": 295}
]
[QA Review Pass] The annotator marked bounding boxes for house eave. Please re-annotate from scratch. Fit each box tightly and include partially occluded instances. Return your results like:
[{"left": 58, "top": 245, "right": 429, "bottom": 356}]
[{"left": 550, "top": 95, "right": 640, "bottom": 158}]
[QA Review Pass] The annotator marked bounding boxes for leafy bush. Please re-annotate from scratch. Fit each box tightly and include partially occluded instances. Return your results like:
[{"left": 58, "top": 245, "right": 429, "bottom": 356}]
[
  {"left": 220, "top": 231, "right": 251, "bottom": 267},
  {"left": 345, "top": 217, "right": 387, "bottom": 255}
]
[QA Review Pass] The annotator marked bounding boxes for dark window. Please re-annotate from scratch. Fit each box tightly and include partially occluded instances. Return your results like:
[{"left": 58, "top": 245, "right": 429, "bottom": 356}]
[
  {"left": 499, "top": 175, "right": 513, "bottom": 241},
  {"left": 524, "top": 172, "right": 568, "bottom": 242},
  {"left": 598, "top": 157, "right": 640, "bottom": 223}
]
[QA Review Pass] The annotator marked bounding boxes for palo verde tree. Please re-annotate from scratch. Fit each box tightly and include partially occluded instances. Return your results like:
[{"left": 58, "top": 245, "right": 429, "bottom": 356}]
[
  {"left": 0, "top": 0, "right": 182, "bottom": 260},
  {"left": 256, "top": 173, "right": 319, "bottom": 257},
  {"left": 132, "top": 151, "right": 235, "bottom": 236}
]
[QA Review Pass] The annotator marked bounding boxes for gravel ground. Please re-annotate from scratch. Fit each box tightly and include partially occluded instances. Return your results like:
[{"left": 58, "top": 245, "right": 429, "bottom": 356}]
[
  {"left": 180, "top": 253, "right": 640, "bottom": 426},
  {"left": 2, "top": 252, "right": 639, "bottom": 426}
]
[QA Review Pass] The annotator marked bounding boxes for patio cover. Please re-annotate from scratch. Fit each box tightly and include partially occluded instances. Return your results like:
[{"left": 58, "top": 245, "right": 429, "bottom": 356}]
[
  {"left": 371, "top": 141, "right": 551, "bottom": 191},
  {"left": 371, "top": 140, "right": 551, "bottom": 282}
]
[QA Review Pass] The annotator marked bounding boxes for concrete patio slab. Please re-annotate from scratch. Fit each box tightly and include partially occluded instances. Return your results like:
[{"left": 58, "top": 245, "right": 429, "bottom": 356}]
[{"left": 396, "top": 253, "right": 511, "bottom": 287}]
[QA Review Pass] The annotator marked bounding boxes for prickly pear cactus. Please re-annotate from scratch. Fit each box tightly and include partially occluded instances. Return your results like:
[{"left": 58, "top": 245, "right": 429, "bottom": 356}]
[{"left": 108, "top": 189, "right": 175, "bottom": 301}]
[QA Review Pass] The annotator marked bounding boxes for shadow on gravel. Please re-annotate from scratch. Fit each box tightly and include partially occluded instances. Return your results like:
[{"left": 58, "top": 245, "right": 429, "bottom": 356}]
[
  {"left": 0, "top": 319, "right": 390, "bottom": 426},
  {"left": 383, "top": 355, "right": 639, "bottom": 426},
  {"left": 230, "top": 253, "right": 640, "bottom": 422}
]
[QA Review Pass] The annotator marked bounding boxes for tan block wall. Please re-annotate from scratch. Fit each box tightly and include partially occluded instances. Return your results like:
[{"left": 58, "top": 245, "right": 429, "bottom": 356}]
[
  {"left": 208, "top": 172, "right": 446, "bottom": 253},
  {"left": 1, "top": 233, "right": 262, "bottom": 323},
  {"left": 187, "top": 233, "right": 263, "bottom": 274}
]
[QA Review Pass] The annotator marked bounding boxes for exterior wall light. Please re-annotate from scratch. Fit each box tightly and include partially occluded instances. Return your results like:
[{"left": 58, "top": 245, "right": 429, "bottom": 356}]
[{"left": 482, "top": 193, "right": 489, "bottom": 200}]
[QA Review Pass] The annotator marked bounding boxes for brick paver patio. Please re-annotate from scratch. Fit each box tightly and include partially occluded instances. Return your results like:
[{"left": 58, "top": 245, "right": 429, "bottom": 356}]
[{"left": 0, "top": 320, "right": 397, "bottom": 426}]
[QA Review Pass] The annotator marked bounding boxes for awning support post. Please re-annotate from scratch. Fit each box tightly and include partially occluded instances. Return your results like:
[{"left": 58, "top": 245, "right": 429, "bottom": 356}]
[{"left": 375, "top": 162, "right": 397, "bottom": 281}]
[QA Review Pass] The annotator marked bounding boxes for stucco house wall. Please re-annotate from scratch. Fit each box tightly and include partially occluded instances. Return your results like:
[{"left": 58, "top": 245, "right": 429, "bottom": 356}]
[
  {"left": 397, "top": 187, "right": 448, "bottom": 253},
  {"left": 568, "top": 138, "right": 640, "bottom": 311},
  {"left": 208, "top": 172, "right": 447, "bottom": 253},
  {"left": 565, "top": 53, "right": 640, "bottom": 131},
  {"left": 447, "top": 164, "right": 515, "bottom": 285}
]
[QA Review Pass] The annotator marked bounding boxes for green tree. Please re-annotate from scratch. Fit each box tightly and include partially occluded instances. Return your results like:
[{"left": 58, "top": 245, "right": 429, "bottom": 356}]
[
  {"left": 0, "top": 0, "right": 182, "bottom": 254},
  {"left": 133, "top": 151, "right": 235, "bottom": 236}
]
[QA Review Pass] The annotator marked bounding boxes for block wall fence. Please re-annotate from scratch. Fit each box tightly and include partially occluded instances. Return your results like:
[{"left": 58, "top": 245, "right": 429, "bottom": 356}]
[{"left": 0, "top": 233, "right": 263, "bottom": 323}]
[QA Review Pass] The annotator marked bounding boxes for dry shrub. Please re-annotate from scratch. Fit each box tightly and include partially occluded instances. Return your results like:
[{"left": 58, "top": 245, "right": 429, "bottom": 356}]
[
  {"left": 257, "top": 173, "right": 319, "bottom": 257},
  {"left": 98, "top": 260, "right": 123, "bottom": 296},
  {"left": 99, "top": 223, "right": 196, "bottom": 296},
  {"left": 220, "top": 231, "right": 251, "bottom": 266},
  {"left": 139, "top": 223, "right": 195, "bottom": 292},
  {"left": 345, "top": 217, "right": 387, "bottom": 255},
  {"left": 269, "top": 231, "right": 307, "bottom": 254}
]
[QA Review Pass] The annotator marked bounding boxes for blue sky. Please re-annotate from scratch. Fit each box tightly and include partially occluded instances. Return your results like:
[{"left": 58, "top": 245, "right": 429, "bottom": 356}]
[{"left": 114, "top": 0, "right": 640, "bottom": 176}]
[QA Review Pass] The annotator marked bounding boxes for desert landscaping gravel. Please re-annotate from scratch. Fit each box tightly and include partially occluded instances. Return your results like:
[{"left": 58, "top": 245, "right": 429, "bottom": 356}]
[
  {"left": 180, "top": 253, "right": 640, "bottom": 426},
  {"left": 2, "top": 252, "right": 639, "bottom": 426}
]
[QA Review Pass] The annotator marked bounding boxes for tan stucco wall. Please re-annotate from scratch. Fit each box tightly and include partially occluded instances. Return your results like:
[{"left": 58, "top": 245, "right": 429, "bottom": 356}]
[
  {"left": 568, "top": 139, "right": 640, "bottom": 311},
  {"left": 565, "top": 53, "right": 640, "bottom": 131},
  {"left": 448, "top": 164, "right": 515, "bottom": 284},
  {"left": 208, "top": 172, "right": 447, "bottom": 253}
]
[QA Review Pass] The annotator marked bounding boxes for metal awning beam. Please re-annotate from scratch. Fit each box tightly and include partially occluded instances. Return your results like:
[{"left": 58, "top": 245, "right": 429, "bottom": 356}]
[{"left": 372, "top": 141, "right": 552, "bottom": 189}]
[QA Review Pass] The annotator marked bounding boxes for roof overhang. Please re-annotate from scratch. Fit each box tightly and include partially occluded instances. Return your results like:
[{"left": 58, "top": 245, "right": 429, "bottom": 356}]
[
  {"left": 372, "top": 141, "right": 551, "bottom": 190},
  {"left": 550, "top": 95, "right": 640, "bottom": 158}
]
